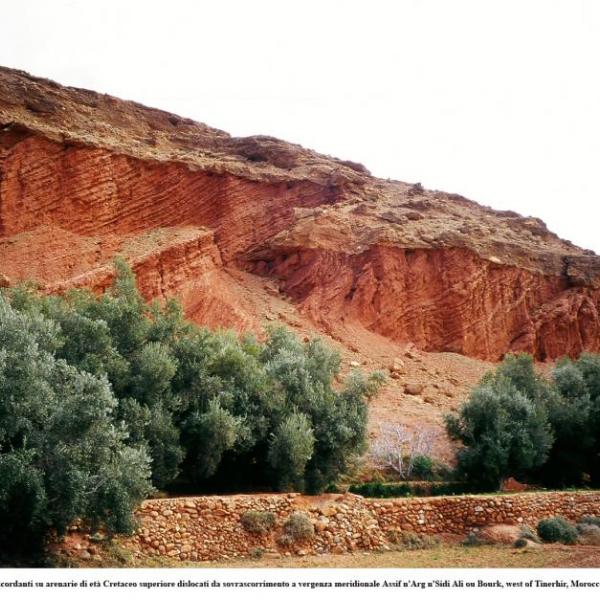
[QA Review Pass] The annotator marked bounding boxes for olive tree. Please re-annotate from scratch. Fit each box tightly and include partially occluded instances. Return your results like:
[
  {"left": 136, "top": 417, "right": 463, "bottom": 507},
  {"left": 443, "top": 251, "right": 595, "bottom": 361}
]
[
  {"left": 0, "top": 297, "right": 152, "bottom": 555},
  {"left": 446, "top": 375, "right": 553, "bottom": 490}
]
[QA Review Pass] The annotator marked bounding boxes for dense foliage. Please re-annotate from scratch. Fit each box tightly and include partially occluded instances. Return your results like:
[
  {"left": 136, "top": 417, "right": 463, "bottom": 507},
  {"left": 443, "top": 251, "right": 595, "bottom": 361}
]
[
  {"left": 446, "top": 353, "right": 600, "bottom": 490},
  {"left": 0, "top": 259, "right": 381, "bottom": 552},
  {"left": 0, "top": 292, "right": 152, "bottom": 555},
  {"left": 348, "top": 481, "right": 477, "bottom": 498}
]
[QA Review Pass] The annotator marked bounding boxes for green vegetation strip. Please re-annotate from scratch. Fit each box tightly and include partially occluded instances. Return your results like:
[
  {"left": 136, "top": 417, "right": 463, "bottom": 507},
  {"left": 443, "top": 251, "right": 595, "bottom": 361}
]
[{"left": 0, "top": 259, "right": 383, "bottom": 558}]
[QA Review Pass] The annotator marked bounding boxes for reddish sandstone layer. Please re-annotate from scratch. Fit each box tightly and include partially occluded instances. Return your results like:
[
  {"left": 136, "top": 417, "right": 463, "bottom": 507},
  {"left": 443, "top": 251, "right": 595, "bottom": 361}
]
[
  {"left": 1, "top": 65, "right": 599, "bottom": 367},
  {"left": 248, "top": 245, "right": 600, "bottom": 361}
]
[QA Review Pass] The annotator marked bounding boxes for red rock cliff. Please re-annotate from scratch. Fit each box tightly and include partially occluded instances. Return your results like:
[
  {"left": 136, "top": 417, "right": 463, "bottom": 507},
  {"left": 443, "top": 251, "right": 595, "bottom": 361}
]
[{"left": 1, "top": 66, "right": 599, "bottom": 362}]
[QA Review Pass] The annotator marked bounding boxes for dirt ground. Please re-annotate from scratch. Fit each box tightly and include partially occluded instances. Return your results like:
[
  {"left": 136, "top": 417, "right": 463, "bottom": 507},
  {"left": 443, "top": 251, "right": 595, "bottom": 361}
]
[
  {"left": 72, "top": 542, "right": 600, "bottom": 569},
  {"left": 191, "top": 545, "right": 600, "bottom": 569}
]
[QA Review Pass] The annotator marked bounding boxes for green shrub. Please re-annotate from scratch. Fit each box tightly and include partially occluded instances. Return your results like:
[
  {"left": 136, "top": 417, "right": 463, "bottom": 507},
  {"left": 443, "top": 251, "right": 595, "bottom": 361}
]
[
  {"left": 355, "top": 481, "right": 412, "bottom": 497},
  {"left": 410, "top": 456, "right": 451, "bottom": 482},
  {"left": 576, "top": 523, "right": 600, "bottom": 545},
  {"left": 348, "top": 481, "right": 476, "bottom": 498},
  {"left": 282, "top": 512, "right": 315, "bottom": 542},
  {"left": 411, "top": 455, "right": 436, "bottom": 480},
  {"left": 537, "top": 517, "right": 578, "bottom": 544},
  {"left": 493, "top": 353, "right": 549, "bottom": 400},
  {"left": 578, "top": 515, "right": 600, "bottom": 528},
  {"left": 513, "top": 537, "right": 529, "bottom": 548},
  {"left": 240, "top": 511, "right": 277, "bottom": 535},
  {"left": 249, "top": 546, "right": 266, "bottom": 558},
  {"left": 519, "top": 525, "right": 540, "bottom": 543}
]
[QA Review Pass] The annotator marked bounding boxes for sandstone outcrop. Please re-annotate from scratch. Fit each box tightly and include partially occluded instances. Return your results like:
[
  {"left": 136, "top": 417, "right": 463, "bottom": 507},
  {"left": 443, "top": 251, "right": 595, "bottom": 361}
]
[{"left": 2, "top": 66, "right": 598, "bottom": 364}]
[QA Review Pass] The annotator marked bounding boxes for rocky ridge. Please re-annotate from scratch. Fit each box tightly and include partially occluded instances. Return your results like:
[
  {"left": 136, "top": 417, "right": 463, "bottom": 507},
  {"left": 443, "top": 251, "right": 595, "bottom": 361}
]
[{"left": 1, "top": 66, "right": 600, "bottom": 452}]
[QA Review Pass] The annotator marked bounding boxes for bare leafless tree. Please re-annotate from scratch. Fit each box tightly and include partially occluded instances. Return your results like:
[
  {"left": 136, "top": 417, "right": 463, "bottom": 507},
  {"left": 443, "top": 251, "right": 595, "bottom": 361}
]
[{"left": 370, "top": 424, "right": 436, "bottom": 479}]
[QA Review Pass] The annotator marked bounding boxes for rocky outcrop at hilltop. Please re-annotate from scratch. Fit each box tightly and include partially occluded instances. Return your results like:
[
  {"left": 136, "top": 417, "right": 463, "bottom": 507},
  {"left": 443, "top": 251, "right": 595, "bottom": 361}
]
[{"left": 1, "top": 65, "right": 599, "bottom": 361}]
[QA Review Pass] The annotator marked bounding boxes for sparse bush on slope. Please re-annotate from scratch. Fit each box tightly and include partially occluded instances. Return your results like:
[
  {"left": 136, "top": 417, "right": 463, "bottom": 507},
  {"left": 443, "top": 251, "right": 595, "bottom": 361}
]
[
  {"left": 240, "top": 511, "right": 277, "bottom": 535},
  {"left": 281, "top": 512, "right": 315, "bottom": 542},
  {"left": 576, "top": 523, "right": 600, "bottom": 545},
  {"left": 578, "top": 515, "right": 600, "bottom": 528}
]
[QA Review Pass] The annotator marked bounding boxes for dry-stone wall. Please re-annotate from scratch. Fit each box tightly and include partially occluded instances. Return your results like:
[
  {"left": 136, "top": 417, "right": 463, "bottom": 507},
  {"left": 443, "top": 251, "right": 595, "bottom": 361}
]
[
  {"left": 120, "top": 493, "right": 387, "bottom": 561},
  {"left": 64, "top": 491, "right": 600, "bottom": 562},
  {"left": 373, "top": 491, "right": 600, "bottom": 535}
]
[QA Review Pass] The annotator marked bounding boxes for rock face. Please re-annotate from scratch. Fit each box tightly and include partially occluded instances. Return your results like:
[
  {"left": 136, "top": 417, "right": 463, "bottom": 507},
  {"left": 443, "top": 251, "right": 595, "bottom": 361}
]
[{"left": 1, "top": 65, "right": 599, "bottom": 361}]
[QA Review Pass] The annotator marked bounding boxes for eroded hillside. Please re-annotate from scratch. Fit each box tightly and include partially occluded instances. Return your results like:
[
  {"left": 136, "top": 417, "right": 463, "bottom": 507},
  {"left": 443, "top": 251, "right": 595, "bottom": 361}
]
[{"left": 1, "top": 66, "right": 599, "bottom": 455}]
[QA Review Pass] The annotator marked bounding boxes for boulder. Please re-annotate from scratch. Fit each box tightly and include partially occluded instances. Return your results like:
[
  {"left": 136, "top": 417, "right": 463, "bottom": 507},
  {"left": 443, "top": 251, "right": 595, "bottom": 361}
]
[{"left": 404, "top": 383, "right": 424, "bottom": 395}]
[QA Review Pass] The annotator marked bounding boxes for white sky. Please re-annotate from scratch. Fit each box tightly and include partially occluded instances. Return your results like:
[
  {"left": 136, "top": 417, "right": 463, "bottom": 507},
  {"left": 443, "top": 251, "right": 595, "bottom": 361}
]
[{"left": 1, "top": 0, "right": 599, "bottom": 252}]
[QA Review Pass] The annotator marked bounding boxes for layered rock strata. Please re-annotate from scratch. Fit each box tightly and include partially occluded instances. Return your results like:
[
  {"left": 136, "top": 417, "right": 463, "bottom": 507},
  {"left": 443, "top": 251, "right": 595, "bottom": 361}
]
[{"left": 1, "top": 65, "right": 599, "bottom": 361}]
